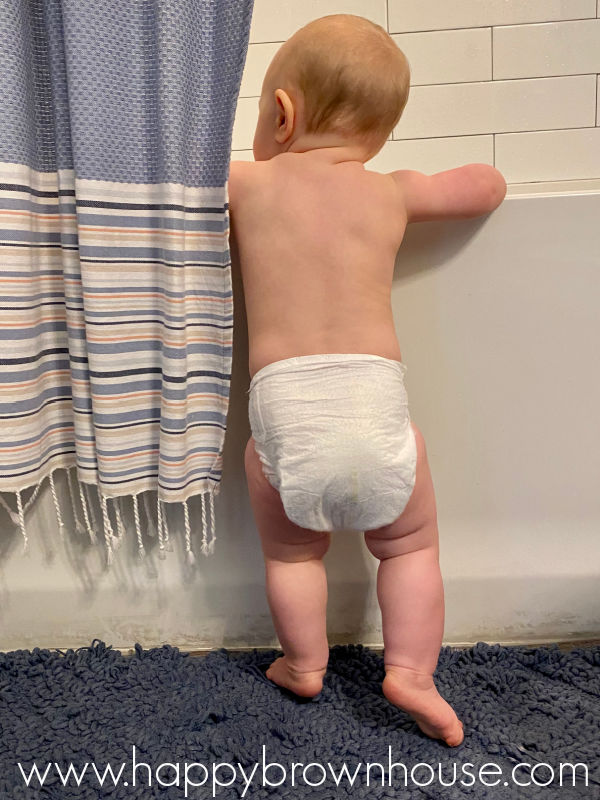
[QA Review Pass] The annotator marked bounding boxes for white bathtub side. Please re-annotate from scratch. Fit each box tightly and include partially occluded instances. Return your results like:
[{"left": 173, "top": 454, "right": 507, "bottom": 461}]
[{"left": 0, "top": 189, "right": 598, "bottom": 651}]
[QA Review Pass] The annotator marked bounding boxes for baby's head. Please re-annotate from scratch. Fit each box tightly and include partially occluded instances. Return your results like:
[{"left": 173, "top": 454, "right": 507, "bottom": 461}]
[{"left": 253, "top": 14, "right": 410, "bottom": 162}]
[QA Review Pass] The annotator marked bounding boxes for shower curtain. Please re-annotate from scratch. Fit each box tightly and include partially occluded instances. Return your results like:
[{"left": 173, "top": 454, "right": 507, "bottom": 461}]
[{"left": 0, "top": 0, "right": 253, "bottom": 565}]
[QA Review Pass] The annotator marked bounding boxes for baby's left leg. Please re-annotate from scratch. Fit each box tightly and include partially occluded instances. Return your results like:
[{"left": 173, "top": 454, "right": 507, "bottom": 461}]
[{"left": 245, "top": 436, "right": 331, "bottom": 697}]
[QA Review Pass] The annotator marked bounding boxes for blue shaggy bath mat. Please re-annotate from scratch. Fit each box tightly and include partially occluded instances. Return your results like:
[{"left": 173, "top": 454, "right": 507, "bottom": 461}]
[{"left": 0, "top": 641, "right": 598, "bottom": 799}]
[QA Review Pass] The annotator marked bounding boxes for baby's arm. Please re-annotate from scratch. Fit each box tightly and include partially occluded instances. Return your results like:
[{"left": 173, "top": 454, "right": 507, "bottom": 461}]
[{"left": 389, "top": 163, "right": 507, "bottom": 223}]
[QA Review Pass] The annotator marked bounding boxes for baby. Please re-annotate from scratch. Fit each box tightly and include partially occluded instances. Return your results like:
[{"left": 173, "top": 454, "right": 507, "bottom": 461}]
[{"left": 229, "top": 14, "right": 506, "bottom": 747}]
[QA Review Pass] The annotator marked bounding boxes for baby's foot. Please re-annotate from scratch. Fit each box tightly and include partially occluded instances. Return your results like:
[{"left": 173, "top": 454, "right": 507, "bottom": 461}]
[
  {"left": 383, "top": 665, "right": 464, "bottom": 747},
  {"left": 266, "top": 656, "right": 326, "bottom": 698}
]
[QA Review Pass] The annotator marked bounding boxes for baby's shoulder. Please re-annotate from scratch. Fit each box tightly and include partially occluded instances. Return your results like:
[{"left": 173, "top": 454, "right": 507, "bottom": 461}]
[
  {"left": 229, "top": 159, "right": 272, "bottom": 208},
  {"left": 229, "top": 160, "right": 260, "bottom": 201},
  {"left": 229, "top": 159, "right": 259, "bottom": 177}
]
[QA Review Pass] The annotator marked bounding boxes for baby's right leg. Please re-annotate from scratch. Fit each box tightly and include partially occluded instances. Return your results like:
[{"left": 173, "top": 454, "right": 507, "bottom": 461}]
[{"left": 365, "top": 422, "right": 464, "bottom": 747}]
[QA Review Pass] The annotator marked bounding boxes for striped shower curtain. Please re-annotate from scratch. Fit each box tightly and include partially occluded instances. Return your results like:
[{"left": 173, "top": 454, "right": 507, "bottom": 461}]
[{"left": 0, "top": 0, "right": 253, "bottom": 565}]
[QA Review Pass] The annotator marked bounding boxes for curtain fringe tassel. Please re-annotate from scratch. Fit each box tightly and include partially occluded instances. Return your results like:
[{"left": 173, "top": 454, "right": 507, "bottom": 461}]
[
  {"left": 132, "top": 494, "right": 145, "bottom": 560},
  {"left": 99, "top": 491, "right": 115, "bottom": 567},
  {"left": 183, "top": 498, "right": 195, "bottom": 565},
  {"left": 0, "top": 468, "right": 217, "bottom": 567},
  {"left": 15, "top": 489, "right": 28, "bottom": 555},
  {"left": 78, "top": 480, "right": 96, "bottom": 544},
  {"left": 48, "top": 471, "right": 65, "bottom": 538},
  {"left": 156, "top": 493, "right": 166, "bottom": 559},
  {"left": 112, "top": 497, "right": 126, "bottom": 551}
]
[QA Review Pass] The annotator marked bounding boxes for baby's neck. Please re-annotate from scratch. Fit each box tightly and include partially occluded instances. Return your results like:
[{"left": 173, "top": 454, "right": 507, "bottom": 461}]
[{"left": 284, "top": 139, "right": 370, "bottom": 165}]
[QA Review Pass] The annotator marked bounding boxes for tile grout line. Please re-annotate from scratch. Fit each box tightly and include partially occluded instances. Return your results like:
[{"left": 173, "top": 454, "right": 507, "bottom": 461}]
[
  {"left": 244, "top": 17, "right": 600, "bottom": 47},
  {"left": 490, "top": 0, "right": 494, "bottom": 166},
  {"left": 363, "top": 16, "right": 597, "bottom": 36},
  {"left": 394, "top": 124, "right": 596, "bottom": 142},
  {"left": 251, "top": 16, "right": 599, "bottom": 46},
  {"left": 235, "top": 125, "right": 599, "bottom": 155},
  {"left": 239, "top": 74, "right": 598, "bottom": 99}
]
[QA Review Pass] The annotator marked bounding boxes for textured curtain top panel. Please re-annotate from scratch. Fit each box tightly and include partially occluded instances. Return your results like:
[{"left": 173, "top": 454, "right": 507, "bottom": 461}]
[{"left": 0, "top": 0, "right": 253, "bottom": 525}]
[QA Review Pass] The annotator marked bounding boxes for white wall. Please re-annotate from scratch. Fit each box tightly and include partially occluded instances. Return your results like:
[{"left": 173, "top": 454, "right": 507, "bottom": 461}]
[
  {"left": 1, "top": 1, "right": 599, "bottom": 651},
  {"left": 235, "top": 0, "right": 600, "bottom": 184}
]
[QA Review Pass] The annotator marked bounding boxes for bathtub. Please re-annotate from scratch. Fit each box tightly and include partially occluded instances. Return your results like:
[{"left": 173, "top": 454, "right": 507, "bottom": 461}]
[{"left": 0, "top": 180, "right": 598, "bottom": 650}]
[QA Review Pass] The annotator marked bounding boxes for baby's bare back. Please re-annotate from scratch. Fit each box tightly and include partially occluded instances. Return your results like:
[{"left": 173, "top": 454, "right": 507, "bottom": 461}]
[{"left": 229, "top": 154, "right": 408, "bottom": 378}]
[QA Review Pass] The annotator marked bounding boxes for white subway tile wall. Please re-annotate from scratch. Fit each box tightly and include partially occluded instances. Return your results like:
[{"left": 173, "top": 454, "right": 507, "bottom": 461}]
[
  {"left": 492, "top": 20, "right": 600, "bottom": 79},
  {"left": 387, "top": 0, "right": 597, "bottom": 32},
  {"left": 231, "top": 0, "right": 600, "bottom": 183}
]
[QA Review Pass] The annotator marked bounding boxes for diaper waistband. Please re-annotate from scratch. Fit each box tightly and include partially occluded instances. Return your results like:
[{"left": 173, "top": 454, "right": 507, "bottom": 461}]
[{"left": 248, "top": 352, "right": 407, "bottom": 393}]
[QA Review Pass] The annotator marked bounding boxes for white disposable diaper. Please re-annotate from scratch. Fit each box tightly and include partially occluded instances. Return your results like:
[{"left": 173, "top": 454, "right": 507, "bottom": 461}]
[{"left": 247, "top": 353, "right": 417, "bottom": 532}]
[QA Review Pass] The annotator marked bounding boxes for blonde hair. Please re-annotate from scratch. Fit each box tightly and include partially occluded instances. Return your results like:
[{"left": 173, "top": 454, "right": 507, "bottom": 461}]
[{"left": 270, "top": 14, "right": 410, "bottom": 147}]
